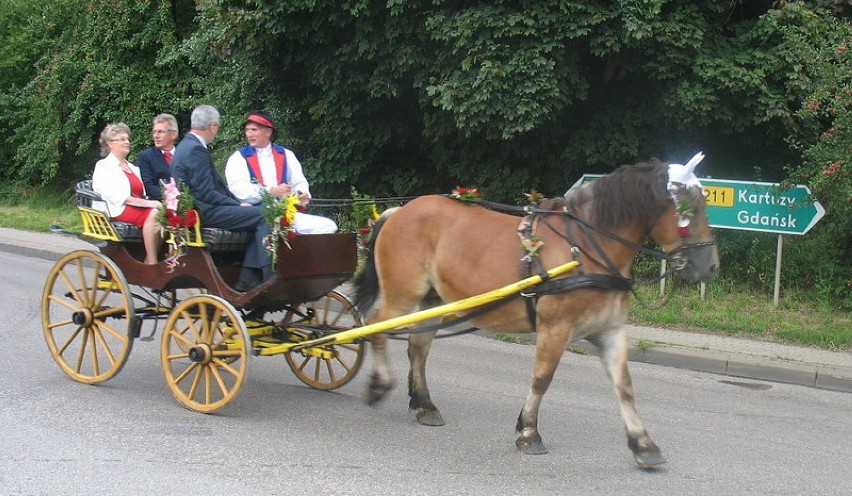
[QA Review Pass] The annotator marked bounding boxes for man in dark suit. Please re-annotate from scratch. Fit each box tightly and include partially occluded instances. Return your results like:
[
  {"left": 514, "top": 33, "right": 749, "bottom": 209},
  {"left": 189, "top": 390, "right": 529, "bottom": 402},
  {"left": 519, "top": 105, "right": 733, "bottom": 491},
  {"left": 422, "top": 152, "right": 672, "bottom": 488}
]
[
  {"left": 173, "top": 104, "right": 272, "bottom": 291},
  {"left": 137, "top": 113, "right": 179, "bottom": 200}
]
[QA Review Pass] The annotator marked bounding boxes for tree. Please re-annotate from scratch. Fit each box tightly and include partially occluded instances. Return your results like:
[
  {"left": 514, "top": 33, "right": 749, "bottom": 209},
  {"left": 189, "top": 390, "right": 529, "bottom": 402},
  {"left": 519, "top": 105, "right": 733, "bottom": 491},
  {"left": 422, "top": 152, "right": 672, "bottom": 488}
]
[{"left": 0, "top": 0, "right": 198, "bottom": 187}]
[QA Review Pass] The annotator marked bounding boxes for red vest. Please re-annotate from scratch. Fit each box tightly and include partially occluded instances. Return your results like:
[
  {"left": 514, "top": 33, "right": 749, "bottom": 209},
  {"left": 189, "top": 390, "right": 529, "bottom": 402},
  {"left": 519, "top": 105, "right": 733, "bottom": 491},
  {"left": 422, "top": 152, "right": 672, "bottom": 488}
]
[{"left": 240, "top": 145, "right": 288, "bottom": 185}]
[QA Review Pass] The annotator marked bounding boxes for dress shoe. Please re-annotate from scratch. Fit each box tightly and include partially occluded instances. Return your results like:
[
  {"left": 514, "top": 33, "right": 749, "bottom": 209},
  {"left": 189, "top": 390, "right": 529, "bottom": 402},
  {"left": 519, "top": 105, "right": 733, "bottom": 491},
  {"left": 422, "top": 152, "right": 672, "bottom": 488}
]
[
  {"left": 234, "top": 267, "right": 261, "bottom": 292},
  {"left": 261, "top": 265, "right": 275, "bottom": 283}
]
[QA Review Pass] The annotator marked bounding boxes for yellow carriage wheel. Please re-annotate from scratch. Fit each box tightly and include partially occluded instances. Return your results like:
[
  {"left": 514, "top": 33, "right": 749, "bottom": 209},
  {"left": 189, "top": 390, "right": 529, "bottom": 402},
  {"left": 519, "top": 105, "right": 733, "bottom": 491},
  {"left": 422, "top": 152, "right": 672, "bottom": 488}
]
[
  {"left": 284, "top": 291, "right": 365, "bottom": 390},
  {"left": 160, "top": 295, "right": 250, "bottom": 413},
  {"left": 41, "top": 250, "right": 135, "bottom": 384}
]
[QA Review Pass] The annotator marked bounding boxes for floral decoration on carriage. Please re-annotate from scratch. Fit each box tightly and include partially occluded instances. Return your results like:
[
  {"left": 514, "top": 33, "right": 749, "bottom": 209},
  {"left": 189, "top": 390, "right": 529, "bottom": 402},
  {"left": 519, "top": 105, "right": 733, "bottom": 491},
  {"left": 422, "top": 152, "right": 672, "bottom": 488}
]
[
  {"left": 351, "top": 187, "right": 382, "bottom": 247},
  {"left": 156, "top": 178, "right": 198, "bottom": 272},
  {"left": 260, "top": 190, "right": 303, "bottom": 269}
]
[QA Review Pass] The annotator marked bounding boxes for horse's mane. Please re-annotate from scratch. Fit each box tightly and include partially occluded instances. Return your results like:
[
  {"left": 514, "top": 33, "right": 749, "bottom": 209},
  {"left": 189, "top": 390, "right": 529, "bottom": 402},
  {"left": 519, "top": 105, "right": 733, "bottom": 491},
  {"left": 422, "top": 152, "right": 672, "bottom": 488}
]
[{"left": 566, "top": 159, "right": 671, "bottom": 231}]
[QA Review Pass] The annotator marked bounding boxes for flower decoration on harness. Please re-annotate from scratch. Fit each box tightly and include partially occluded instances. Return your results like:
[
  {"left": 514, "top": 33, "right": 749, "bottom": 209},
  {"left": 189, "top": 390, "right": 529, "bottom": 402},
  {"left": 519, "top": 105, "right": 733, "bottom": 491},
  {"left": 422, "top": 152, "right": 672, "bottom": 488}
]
[
  {"left": 156, "top": 178, "right": 197, "bottom": 272},
  {"left": 524, "top": 190, "right": 545, "bottom": 206},
  {"left": 450, "top": 186, "right": 481, "bottom": 203},
  {"left": 520, "top": 235, "right": 545, "bottom": 262},
  {"left": 260, "top": 189, "right": 302, "bottom": 269}
]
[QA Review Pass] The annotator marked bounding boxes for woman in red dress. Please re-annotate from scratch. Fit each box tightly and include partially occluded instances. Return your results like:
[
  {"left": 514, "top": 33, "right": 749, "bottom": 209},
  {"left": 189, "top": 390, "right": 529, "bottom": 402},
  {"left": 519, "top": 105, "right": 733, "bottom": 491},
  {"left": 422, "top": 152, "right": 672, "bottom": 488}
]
[{"left": 92, "top": 123, "right": 162, "bottom": 264}]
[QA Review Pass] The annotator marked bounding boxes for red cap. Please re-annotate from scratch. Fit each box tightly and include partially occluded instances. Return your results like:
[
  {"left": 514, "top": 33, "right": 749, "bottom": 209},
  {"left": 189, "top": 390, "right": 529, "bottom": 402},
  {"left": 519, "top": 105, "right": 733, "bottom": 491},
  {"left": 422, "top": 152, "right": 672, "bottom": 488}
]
[{"left": 243, "top": 113, "right": 275, "bottom": 130}]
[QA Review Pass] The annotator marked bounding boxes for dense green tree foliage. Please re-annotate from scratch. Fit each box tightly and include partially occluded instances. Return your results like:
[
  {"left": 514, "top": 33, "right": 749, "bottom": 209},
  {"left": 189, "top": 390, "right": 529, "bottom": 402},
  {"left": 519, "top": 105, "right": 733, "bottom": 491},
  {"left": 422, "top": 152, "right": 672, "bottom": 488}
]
[
  {"left": 0, "top": 0, "right": 849, "bottom": 305},
  {"left": 0, "top": 0, "right": 197, "bottom": 186}
]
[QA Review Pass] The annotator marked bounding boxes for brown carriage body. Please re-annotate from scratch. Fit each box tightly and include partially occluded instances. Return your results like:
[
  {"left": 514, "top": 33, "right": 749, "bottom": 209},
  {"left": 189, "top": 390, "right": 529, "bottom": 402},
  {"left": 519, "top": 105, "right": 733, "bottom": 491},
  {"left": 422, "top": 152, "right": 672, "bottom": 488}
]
[{"left": 99, "top": 232, "right": 357, "bottom": 308}]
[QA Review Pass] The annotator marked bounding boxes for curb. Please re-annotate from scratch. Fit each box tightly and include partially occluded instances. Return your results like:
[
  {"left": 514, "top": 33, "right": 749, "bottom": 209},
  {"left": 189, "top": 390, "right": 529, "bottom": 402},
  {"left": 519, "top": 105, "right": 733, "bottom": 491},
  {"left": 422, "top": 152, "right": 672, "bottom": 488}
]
[{"left": 570, "top": 341, "right": 852, "bottom": 394}]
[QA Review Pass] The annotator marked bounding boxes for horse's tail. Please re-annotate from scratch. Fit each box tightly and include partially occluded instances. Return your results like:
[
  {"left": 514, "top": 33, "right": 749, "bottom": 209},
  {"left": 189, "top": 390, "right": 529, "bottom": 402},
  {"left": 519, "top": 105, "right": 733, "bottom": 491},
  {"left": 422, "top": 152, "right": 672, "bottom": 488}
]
[{"left": 352, "top": 207, "right": 398, "bottom": 314}]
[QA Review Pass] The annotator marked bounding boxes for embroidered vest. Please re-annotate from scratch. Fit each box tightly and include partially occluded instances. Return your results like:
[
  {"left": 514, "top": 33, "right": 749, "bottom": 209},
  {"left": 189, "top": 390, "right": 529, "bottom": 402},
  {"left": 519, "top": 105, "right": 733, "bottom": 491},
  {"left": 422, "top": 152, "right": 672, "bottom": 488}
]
[{"left": 239, "top": 144, "right": 288, "bottom": 186}]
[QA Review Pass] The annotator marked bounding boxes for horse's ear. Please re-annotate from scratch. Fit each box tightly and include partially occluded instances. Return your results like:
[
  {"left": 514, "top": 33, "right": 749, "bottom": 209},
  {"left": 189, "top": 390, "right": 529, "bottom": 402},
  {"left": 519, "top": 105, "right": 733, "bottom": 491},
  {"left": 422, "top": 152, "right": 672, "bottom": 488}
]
[
  {"left": 684, "top": 152, "right": 705, "bottom": 175},
  {"left": 668, "top": 152, "right": 705, "bottom": 188}
]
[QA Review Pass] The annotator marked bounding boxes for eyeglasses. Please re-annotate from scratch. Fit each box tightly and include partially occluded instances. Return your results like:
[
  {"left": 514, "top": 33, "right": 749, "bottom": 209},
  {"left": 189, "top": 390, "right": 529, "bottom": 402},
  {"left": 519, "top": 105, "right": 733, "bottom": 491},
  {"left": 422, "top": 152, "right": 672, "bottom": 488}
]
[{"left": 109, "top": 137, "right": 131, "bottom": 142}]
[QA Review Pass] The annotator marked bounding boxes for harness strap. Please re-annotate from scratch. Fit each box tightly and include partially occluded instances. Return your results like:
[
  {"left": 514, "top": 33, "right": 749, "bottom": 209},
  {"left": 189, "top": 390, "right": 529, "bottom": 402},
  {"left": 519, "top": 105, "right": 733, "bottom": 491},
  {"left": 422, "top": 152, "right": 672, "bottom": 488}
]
[
  {"left": 529, "top": 273, "right": 634, "bottom": 296},
  {"left": 517, "top": 213, "right": 549, "bottom": 330}
]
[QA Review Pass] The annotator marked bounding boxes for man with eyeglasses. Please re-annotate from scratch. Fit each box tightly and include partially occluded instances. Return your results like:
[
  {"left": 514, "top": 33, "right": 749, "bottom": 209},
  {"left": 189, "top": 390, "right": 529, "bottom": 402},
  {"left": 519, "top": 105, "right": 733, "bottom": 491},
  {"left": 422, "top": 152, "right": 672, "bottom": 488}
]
[{"left": 137, "top": 113, "right": 179, "bottom": 200}]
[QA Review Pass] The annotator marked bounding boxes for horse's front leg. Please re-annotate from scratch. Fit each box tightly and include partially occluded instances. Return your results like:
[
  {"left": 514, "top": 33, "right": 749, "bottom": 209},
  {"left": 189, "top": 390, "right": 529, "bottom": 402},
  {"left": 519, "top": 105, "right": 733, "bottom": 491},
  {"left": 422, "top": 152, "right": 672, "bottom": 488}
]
[
  {"left": 408, "top": 327, "right": 444, "bottom": 426},
  {"left": 516, "top": 326, "right": 570, "bottom": 455},
  {"left": 366, "top": 332, "right": 395, "bottom": 405},
  {"left": 590, "top": 330, "right": 667, "bottom": 469}
]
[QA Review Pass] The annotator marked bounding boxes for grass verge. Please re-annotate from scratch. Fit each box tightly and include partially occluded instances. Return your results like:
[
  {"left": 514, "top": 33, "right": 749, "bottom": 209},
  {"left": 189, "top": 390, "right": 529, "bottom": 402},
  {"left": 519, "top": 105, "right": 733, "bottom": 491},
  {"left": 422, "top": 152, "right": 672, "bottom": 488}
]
[{"left": 629, "top": 281, "right": 852, "bottom": 351}]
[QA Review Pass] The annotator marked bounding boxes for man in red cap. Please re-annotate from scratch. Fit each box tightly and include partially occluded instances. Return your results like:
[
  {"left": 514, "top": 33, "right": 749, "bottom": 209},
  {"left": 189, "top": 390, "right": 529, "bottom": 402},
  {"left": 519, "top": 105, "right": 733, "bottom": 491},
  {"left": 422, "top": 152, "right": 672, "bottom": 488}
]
[{"left": 225, "top": 110, "right": 337, "bottom": 234}]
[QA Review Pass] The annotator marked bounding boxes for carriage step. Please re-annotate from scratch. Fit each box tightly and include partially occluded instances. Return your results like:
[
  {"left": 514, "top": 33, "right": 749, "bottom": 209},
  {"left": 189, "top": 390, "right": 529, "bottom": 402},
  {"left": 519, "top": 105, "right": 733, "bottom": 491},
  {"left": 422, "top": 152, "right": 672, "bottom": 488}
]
[{"left": 130, "top": 316, "right": 142, "bottom": 338}]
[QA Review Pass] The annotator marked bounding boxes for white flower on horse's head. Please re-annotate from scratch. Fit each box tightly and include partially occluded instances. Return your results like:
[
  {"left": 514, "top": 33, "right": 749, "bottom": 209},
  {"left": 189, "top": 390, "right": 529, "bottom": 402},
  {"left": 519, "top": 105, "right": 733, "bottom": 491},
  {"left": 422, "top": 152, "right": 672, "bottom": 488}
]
[{"left": 668, "top": 152, "right": 705, "bottom": 189}]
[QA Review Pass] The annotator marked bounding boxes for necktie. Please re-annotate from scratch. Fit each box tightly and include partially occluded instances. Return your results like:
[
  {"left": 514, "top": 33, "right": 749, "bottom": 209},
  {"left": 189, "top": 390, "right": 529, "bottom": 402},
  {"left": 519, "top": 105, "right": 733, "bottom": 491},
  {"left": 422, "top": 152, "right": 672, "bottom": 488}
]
[{"left": 164, "top": 151, "right": 173, "bottom": 165}]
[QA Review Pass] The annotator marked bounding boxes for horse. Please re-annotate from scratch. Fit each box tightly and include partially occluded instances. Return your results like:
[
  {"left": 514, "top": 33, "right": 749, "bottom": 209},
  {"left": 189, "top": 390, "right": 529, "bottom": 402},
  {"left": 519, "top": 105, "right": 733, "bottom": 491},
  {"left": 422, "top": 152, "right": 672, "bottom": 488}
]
[{"left": 352, "top": 154, "right": 719, "bottom": 468}]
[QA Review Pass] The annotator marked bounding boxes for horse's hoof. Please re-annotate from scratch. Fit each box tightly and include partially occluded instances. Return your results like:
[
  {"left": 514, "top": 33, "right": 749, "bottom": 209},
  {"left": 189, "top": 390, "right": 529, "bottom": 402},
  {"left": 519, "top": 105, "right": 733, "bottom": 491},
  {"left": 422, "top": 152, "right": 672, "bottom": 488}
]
[
  {"left": 365, "top": 386, "right": 389, "bottom": 406},
  {"left": 516, "top": 439, "right": 548, "bottom": 455},
  {"left": 634, "top": 451, "right": 667, "bottom": 469},
  {"left": 365, "top": 375, "right": 393, "bottom": 406},
  {"left": 416, "top": 409, "right": 445, "bottom": 427}
]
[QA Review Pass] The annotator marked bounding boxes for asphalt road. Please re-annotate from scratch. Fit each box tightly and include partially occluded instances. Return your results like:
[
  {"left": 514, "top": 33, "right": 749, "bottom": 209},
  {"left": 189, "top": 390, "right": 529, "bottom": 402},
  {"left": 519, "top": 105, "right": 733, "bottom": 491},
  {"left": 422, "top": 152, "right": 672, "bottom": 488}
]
[{"left": 3, "top": 250, "right": 852, "bottom": 495}]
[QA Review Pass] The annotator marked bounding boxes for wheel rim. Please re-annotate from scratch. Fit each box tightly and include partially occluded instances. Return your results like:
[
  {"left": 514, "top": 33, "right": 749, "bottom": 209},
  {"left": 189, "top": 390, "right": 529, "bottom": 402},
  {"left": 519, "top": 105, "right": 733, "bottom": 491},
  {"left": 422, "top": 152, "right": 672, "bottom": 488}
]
[
  {"left": 161, "top": 295, "right": 249, "bottom": 413},
  {"left": 41, "top": 250, "right": 134, "bottom": 384},
  {"left": 284, "top": 291, "right": 364, "bottom": 390}
]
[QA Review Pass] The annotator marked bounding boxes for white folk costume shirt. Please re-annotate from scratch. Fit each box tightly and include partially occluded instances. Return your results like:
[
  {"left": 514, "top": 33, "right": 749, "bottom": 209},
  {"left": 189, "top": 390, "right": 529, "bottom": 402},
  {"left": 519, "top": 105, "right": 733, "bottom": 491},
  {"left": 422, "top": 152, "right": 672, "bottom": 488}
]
[
  {"left": 225, "top": 144, "right": 310, "bottom": 205},
  {"left": 225, "top": 144, "right": 336, "bottom": 234}
]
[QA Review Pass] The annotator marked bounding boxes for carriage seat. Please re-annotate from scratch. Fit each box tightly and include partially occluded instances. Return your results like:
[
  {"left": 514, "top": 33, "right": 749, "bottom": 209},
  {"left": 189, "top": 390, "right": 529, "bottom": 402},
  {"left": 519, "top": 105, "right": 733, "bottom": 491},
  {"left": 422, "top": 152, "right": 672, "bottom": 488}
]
[{"left": 75, "top": 180, "right": 250, "bottom": 253}]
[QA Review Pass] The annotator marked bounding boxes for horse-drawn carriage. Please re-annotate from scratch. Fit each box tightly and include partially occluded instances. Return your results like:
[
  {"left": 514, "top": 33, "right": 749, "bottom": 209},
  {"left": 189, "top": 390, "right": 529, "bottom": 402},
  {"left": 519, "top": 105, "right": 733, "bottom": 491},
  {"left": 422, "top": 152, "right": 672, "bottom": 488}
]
[
  {"left": 42, "top": 154, "right": 719, "bottom": 468},
  {"left": 42, "top": 180, "right": 366, "bottom": 412}
]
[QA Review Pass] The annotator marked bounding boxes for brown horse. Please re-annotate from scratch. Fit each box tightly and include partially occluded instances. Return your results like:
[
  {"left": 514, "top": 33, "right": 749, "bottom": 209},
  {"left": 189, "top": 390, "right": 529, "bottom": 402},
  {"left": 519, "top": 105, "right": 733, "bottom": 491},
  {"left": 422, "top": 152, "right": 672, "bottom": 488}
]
[{"left": 353, "top": 156, "right": 719, "bottom": 468}]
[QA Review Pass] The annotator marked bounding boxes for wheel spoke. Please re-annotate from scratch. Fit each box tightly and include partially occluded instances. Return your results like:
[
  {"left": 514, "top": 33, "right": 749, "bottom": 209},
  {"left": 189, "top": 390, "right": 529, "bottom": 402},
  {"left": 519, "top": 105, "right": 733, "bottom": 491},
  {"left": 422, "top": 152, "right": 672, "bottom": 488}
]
[
  {"left": 208, "top": 363, "right": 230, "bottom": 397},
  {"left": 56, "top": 326, "right": 84, "bottom": 355},
  {"left": 58, "top": 270, "right": 84, "bottom": 306},
  {"left": 47, "top": 293, "right": 80, "bottom": 313},
  {"left": 92, "top": 318, "right": 129, "bottom": 342},
  {"left": 333, "top": 352, "right": 354, "bottom": 373},
  {"left": 92, "top": 324, "right": 119, "bottom": 367},
  {"left": 325, "top": 359, "right": 337, "bottom": 382}
]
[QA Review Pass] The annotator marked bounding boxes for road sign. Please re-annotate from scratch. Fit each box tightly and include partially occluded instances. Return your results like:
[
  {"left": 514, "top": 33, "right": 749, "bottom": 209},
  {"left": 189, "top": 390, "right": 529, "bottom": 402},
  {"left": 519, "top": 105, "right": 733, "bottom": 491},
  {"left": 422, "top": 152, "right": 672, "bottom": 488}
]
[
  {"left": 699, "top": 178, "right": 824, "bottom": 235},
  {"left": 569, "top": 175, "right": 825, "bottom": 235}
]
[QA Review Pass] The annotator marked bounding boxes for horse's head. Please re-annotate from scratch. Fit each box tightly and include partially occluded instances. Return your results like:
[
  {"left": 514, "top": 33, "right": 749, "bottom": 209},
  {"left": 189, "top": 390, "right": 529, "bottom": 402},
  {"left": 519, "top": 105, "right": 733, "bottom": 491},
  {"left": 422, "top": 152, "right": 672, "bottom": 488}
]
[{"left": 649, "top": 153, "right": 720, "bottom": 282}]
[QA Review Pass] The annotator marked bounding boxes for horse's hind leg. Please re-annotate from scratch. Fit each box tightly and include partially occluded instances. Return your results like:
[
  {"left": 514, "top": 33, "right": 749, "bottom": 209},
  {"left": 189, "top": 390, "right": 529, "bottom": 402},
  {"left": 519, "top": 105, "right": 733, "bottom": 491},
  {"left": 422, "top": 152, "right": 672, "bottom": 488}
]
[
  {"left": 590, "top": 331, "right": 667, "bottom": 469},
  {"left": 408, "top": 326, "right": 444, "bottom": 426}
]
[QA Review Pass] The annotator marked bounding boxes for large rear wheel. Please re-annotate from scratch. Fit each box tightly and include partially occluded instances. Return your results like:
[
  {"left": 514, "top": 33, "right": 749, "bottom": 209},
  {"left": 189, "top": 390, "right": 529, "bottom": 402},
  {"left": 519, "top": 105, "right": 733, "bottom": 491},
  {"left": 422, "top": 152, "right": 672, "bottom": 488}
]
[
  {"left": 41, "top": 250, "right": 135, "bottom": 384},
  {"left": 283, "top": 291, "right": 364, "bottom": 390},
  {"left": 160, "top": 295, "right": 250, "bottom": 413}
]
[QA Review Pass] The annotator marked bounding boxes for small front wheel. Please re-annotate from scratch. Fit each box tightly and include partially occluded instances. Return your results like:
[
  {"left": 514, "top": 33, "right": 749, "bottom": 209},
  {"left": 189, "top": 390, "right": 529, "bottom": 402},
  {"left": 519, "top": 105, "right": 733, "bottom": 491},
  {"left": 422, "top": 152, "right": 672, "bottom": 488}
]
[
  {"left": 160, "top": 295, "right": 250, "bottom": 413},
  {"left": 284, "top": 291, "right": 364, "bottom": 390}
]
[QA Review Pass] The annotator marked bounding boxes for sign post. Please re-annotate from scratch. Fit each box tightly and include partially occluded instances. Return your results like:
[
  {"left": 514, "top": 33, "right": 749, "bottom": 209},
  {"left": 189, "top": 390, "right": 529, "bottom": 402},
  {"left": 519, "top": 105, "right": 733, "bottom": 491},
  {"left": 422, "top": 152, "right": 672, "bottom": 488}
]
[{"left": 569, "top": 176, "right": 826, "bottom": 305}]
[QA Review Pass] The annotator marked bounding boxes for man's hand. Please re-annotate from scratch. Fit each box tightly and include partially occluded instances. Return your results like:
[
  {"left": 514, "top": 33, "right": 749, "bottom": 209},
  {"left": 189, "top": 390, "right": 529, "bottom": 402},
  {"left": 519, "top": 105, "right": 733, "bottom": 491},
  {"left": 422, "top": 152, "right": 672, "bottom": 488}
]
[{"left": 269, "top": 183, "right": 292, "bottom": 198}]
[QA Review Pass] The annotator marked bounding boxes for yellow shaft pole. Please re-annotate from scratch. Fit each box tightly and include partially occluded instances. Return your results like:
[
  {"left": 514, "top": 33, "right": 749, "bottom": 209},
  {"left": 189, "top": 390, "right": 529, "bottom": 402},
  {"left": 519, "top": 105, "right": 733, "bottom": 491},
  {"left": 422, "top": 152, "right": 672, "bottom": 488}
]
[{"left": 258, "top": 260, "right": 580, "bottom": 355}]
